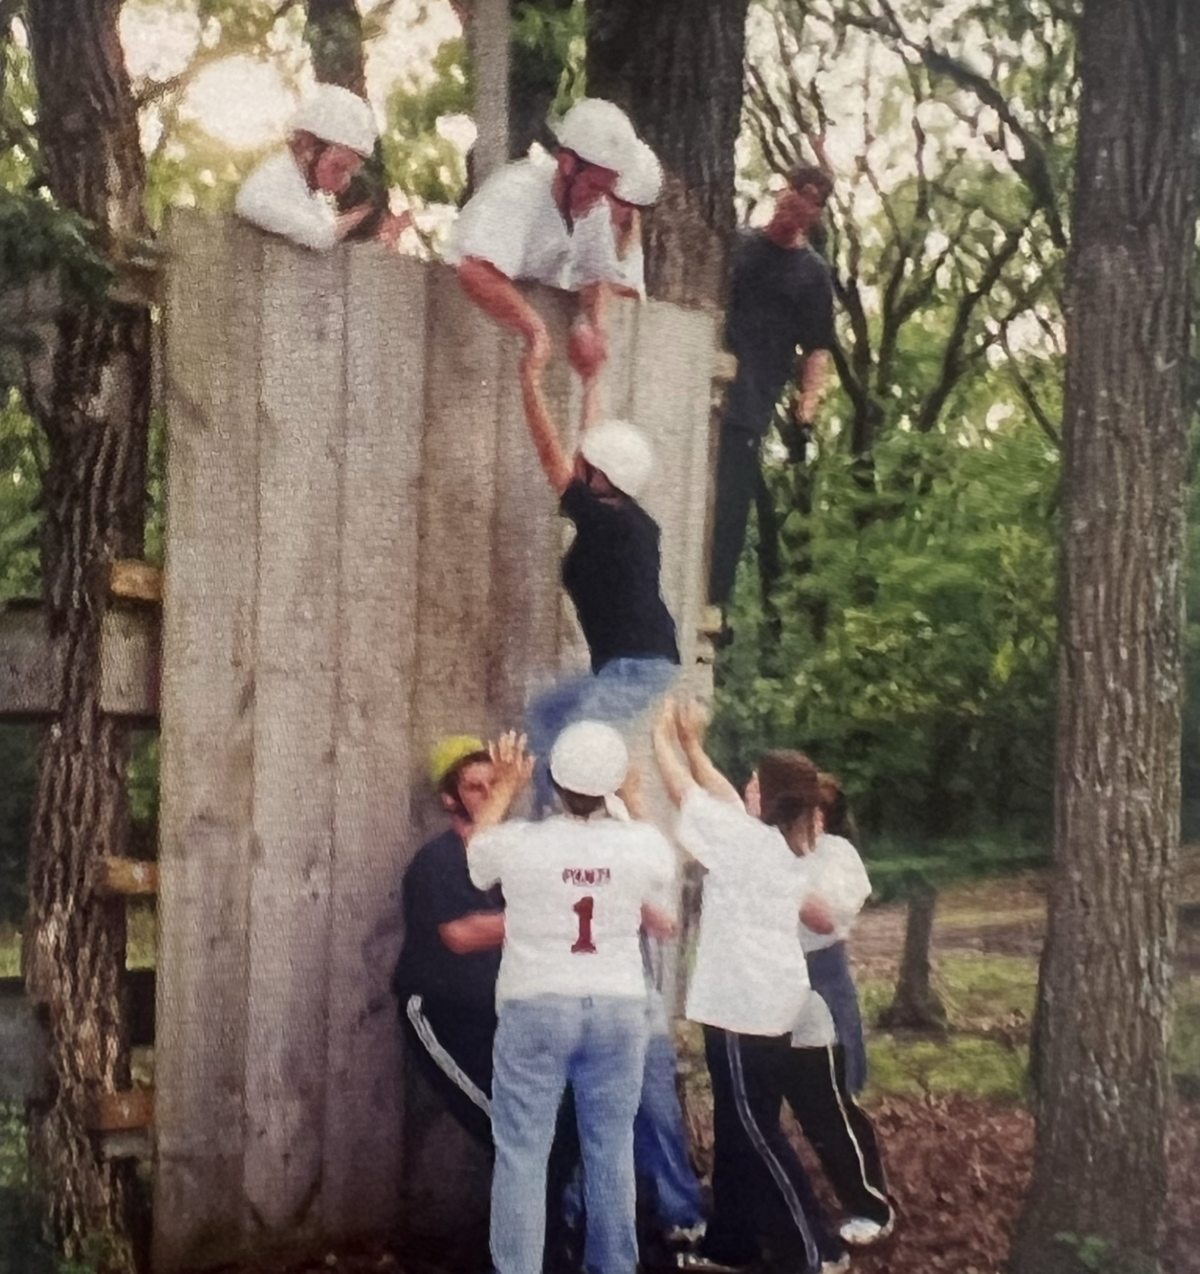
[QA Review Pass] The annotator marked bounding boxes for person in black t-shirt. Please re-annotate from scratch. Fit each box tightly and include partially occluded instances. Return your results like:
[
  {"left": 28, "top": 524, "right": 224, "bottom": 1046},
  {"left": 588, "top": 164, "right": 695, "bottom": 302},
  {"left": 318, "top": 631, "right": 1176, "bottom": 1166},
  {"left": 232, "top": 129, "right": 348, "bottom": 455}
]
[
  {"left": 709, "top": 166, "right": 836, "bottom": 611},
  {"left": 393, "top": 735, "right": 506, "bottom": 1143},
  {"left": 517, "top": 347, "right": 680, "bottom": 814}
]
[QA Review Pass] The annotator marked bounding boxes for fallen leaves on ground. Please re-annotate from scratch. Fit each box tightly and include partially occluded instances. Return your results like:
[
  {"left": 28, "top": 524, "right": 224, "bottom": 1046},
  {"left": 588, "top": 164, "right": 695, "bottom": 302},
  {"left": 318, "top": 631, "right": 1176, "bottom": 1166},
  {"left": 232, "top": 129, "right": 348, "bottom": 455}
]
[{"left": 219, "top": 1096, "right": 1199, "bottom": 1274}]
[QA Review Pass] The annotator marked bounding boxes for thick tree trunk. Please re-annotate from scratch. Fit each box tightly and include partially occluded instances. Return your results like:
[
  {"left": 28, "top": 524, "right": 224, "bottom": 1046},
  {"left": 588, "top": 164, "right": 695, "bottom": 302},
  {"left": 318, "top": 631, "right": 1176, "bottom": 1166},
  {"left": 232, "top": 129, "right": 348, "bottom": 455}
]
[
  {"left": 1011, "top": 4, "right": 1200, "bottom": 1271},
  {"left": 878, "top": 882, "right": 946, "bottom": 1032},
  {"left": 23, "top": 0, "right": 150, "bottom": 1267},
  {"left": 586, "top": 0, "right": 750, "bottom": 309},
  {"left": 304, "top": 0, "right": 367, "bottom": 95}
]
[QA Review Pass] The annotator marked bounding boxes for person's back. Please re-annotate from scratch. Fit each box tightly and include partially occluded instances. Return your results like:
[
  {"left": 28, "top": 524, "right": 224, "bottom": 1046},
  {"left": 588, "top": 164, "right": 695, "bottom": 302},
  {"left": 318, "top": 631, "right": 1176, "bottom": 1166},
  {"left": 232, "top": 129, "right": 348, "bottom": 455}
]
[{"left": 471, "top": 813, "right": 673, "bottom": 1004}]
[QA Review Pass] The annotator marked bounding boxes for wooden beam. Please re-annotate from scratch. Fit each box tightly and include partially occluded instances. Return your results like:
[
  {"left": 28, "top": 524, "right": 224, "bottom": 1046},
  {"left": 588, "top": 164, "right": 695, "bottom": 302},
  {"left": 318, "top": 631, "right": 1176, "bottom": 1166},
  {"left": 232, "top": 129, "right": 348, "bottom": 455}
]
[
  {"left": 90, "top": 1087, "right": 155, "bottom": 1133},
  {"left": 110, "top": 559, "right": 163, "bottom": 604},
  {"left": 96, "top": 856, "right": 158, "bottom": 897},
  {"left": 0, "top": 602, "right": 160, "bottom": 720}
]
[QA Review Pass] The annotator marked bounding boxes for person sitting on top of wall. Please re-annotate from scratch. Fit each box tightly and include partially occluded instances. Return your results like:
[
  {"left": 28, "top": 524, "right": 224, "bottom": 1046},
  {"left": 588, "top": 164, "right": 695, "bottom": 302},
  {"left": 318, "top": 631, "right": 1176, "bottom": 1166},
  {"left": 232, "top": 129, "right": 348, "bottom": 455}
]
[
  {"left": 444, "top": 98, "right": 660, "bottom": 394},
  {"left": 236, "top": 83, "right": 411, "bottom": 252}
]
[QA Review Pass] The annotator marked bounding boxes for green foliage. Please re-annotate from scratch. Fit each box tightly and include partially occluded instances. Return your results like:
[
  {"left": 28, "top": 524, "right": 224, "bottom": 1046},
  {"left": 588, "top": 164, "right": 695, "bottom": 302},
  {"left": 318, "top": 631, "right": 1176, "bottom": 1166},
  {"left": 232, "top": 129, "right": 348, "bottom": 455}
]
[
  {"left": 0, "top": 391, "right": 41, "bottom": 600},
  {"left": 864, "top": 1032, "right": 1029, "bottom": 1102},
  {"left": 381, "top": 36, "right": 472, "bottom": 206},
  {"left": 511, "top": 0, "right": 587, "bottom": 116},
  {"left": 710, "top": 415, "right": 1060, "bottom": 855}
]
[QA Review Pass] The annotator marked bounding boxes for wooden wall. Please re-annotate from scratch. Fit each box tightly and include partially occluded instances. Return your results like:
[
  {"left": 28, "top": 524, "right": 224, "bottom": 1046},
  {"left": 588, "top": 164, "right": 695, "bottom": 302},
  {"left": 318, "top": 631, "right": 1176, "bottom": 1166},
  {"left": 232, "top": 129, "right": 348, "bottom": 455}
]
[{"left": 155, "top": 211, "right": 718, "bottom": 1271}]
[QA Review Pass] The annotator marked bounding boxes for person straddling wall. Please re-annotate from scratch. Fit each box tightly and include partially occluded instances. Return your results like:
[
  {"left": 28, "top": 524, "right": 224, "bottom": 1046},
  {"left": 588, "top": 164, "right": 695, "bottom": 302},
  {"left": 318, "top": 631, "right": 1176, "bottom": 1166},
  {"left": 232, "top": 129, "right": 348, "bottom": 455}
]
[
  {"left": 708, "top": 166, "right": 836, "bottom": 617},
  {"left": 445, "top": 98, "right": 659, "bottom": 399},
  {"left": 467, "top": 725, "right": 679, "bottom": 1274},
  {"left": 235, "top": 83, "right": 411, "bottom": 251}
]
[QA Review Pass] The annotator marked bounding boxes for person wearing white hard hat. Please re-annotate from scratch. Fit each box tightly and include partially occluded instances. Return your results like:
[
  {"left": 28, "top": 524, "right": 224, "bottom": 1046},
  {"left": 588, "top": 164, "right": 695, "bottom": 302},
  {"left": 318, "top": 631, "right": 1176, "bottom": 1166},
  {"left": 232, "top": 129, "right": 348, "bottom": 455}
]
[
  {"left": 517, "top": 344, "right": 679, "bottom": 816},
  {"left": 445, "top": 97, "right": 657, "bottom": 391},
  {"left": 235, "top": 83, "right": 411, "bottom": 251},
  {"left": 467, "top": 728, "right": 677, "bottom": 1274}
]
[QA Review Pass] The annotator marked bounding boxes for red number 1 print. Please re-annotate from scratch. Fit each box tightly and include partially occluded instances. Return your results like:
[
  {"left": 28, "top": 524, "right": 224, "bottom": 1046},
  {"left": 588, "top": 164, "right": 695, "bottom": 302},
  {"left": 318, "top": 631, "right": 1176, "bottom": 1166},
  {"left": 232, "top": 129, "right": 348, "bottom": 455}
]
[{"left": 572, "top": 896, "right": 597, "bottom": 953}]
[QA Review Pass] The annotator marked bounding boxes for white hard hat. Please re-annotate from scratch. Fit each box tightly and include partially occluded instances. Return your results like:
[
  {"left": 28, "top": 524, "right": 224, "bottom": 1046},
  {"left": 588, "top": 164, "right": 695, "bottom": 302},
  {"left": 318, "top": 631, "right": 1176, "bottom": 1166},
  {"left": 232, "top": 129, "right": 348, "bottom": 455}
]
[
  {"left": 581, "top": 420, "right": 654, "bottom": 500},
  {"left": 552, "top": 98, "right": 639, "bottom": 175},
  {"left": 292, "top": 84, "right": 378, "bottom": 157},
  {"left": 550, "top": 722, "right": 629, "bottom": 798},
  {"left": 614, "top": 140, "right": 662, "bottom": 207}
]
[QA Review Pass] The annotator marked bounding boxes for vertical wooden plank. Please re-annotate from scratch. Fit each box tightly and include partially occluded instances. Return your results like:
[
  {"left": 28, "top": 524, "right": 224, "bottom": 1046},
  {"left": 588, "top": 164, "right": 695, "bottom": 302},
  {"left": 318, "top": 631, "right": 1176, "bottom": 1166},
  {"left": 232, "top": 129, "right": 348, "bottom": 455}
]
[
  {"left": 321, "top": 248, "right": 428, "bottom": 1237},
  {"left": 155, "top": 212, "right": 261, "bottom": 1272},
  {"left": 409, "top": 264, "right": 503, "bottom": 840},
  {"left": 487, "top": 283, "right": 575, "bottom": 728},
  {"left": 240, "top": 237, "right": 344, "bottom": 1240}
]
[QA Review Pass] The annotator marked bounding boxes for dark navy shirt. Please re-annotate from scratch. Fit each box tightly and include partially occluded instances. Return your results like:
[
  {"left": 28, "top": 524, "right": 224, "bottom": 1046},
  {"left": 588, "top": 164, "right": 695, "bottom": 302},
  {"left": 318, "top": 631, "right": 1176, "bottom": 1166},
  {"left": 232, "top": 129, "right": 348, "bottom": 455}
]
[
  {"left": 560, "top": 479, "right": 680, "bottom": 674},
  {"left": 392, "top": 829, "right": 503, "bottom": 1011},
  {"left": 723, "top": 229, "right": 835, "bottom": 435}
]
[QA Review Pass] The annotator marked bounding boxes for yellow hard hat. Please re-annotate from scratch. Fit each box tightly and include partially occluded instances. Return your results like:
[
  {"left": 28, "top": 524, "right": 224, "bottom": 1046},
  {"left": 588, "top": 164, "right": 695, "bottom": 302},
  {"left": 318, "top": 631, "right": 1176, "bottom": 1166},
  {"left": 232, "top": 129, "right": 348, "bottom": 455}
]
[{"left": 429, "top": 735, "right": 487, "bottom": 786}]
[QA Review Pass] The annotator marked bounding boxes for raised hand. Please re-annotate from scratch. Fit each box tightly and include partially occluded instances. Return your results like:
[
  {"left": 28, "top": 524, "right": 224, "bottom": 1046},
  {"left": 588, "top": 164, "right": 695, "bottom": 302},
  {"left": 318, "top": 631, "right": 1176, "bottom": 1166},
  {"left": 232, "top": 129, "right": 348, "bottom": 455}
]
[
  {"left": 675, "top": 698, "right": 710, "bottom": 747},
  {"left": 488, "top": 730, "right": 534, "bottom": 795}
]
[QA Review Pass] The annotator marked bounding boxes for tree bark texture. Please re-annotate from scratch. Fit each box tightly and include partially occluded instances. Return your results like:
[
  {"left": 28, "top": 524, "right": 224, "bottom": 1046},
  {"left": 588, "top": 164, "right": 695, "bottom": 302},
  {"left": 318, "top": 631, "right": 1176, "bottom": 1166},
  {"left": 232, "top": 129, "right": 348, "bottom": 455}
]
[
  {"left": 877, "top": 883, "right": 946, "bottom": 1032},
  {"left": 1012, "top": 3, "right": 1200, "bottom": 1271},
  {"left": 24, "top": 0, "right": 151, "bottom": 1267},
  {"left": 304, "top": 0, "right": 367, "bottom": 96},
  {"left": 586, "top": 0, "right": 750, "bottom": 309}
]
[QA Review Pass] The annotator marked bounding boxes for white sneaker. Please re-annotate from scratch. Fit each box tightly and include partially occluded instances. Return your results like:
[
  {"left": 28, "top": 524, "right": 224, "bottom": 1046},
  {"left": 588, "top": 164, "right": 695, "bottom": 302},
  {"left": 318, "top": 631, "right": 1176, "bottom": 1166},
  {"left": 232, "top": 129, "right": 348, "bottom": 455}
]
[
  {"left": 675, "top": 1253, "right": 742, "bottom": 1274},
  {"left": 838, "top": 1214, "right": 895, "bottom": 1247},
  {"left": 820, "top": 1255, "right": 851, "bottom": 1273},
  {"left": 666, "top": 1222, "right": 708, "bottom": 1246}
]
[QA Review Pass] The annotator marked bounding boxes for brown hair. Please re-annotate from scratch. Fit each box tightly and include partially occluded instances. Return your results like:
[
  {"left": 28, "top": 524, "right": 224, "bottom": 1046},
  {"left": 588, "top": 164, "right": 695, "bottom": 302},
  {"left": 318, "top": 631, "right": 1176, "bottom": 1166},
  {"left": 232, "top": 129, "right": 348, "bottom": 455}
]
[
  {"left": 818, "top": 771, "right": 859, "bottom": 843},
  {"left": 786, "top": 165, "right": 834, "bottom": 201},
  {"left": 758, "top": 750, "right": 821, "bottom": 852},
  {"left": 553, "top": 782, "right": 607, "bottom": 819},
  {"left": 440, "top": 751, "right": 492, "bottom": 817}
]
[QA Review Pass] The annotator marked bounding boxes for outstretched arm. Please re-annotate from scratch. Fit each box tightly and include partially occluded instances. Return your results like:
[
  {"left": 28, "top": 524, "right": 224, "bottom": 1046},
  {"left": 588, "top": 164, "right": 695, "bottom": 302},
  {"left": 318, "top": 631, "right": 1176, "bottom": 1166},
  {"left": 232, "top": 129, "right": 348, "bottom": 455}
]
[
  {"left": 458, "top": 256, "right": 551, "bottom": 362},
  {"left": 675, "top": 701, "right": 741, "bottom": 804},
  {"left": 519, "top": 360, "right": 574, "bottom": 495},
  {"left": 470, "top": 731, "right": 535, "bottom": 838},
  {"left": 652, "top": 700, "right": 695, "bottom": 810}
]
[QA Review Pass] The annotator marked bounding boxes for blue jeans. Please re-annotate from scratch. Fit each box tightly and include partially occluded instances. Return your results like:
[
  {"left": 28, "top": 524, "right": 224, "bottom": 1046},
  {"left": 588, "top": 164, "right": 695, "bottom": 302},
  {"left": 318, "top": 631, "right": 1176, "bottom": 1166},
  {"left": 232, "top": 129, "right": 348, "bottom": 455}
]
[
  {"left": 491, "top": 995, "right": 651, "bottom": 1274},
  {"left": 564, "top": 1001, "right": 705, "bottom": 1237},
  {"left": 527, "top": 658, "right": 678, "bottom": 814}
]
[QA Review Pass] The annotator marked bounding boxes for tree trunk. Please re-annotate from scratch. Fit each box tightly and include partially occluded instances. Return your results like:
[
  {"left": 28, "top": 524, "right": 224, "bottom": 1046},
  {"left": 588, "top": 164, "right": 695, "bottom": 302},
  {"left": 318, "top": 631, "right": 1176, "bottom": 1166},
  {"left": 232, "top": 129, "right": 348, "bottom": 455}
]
[
  {"left": 23, "top": 0, "right": 150, "bottom": 1267},
  {"left": 1011, "top": 3, "right": 1200, "bottom": 1271},
  {"left": 304, "top": 0, "right": 366, "bottom": 95},
  {"left": 586, "top": 0, "right": 750, "bottom": 309},
  {"left": 877, "top": 881, "right": 946, "bottom": 1032}
]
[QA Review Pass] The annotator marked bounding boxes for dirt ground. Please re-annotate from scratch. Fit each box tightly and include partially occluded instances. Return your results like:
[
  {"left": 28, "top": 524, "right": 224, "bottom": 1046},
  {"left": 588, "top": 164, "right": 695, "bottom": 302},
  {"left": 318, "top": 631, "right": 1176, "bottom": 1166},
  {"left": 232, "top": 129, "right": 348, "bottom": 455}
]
[{"left": 211, "top": 871, "right": 1200, "bottom": 1274}]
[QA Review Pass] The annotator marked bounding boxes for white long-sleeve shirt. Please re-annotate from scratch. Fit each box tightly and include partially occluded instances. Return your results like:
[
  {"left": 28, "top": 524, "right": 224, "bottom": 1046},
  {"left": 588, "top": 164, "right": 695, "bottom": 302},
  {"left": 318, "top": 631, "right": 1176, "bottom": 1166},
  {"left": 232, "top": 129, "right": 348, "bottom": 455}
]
[
  {"left": 235, "top": 152, "right": 339, "bottom": 252},
  {"left": 798, "top": 832, "right": 873, "bottom": 953}
]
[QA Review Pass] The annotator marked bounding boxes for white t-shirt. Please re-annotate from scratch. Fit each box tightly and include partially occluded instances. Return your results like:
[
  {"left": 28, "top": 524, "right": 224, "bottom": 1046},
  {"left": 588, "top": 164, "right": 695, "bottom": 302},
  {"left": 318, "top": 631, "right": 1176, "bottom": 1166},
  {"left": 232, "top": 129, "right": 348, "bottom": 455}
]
[
  {"left": 798, "top": 833, "right": 872, "bottom": 953},
  {"left": 676, "top": 788, "right": 820, "bottom": 1036},
  {"left": 469, "top": 814, "right": 676, "bottom": 1004},
  {"left": 444, "top": 156, "right": 644, "bottom": 295},
  {"left": 235, "top": 152, "right": 339, "bottom": 252}
]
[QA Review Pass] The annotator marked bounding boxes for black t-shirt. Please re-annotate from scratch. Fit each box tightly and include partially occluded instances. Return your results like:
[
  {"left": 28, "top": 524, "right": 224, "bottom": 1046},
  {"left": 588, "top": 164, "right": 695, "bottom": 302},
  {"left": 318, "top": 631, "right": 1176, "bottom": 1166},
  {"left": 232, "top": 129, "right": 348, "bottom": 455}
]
[
  {"left": 723, "top": 229, "right": 835, "bottom": 435},
  {"left": 391, "top": 829, "right": 503, "bottom": 1012},
  {"left": 560, "top": 479, "right": 680, "bottom": 674}
]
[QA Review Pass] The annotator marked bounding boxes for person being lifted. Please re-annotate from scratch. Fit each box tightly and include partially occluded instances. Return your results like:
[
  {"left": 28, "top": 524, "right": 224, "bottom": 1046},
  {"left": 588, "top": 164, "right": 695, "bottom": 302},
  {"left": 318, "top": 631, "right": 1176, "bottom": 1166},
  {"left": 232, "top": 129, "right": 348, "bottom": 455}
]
[
  {"left": 518, "top": 339, "right": 680, "bottom": 815},
  {"left": 236, "top": 83, "right": 411, "bottom": 252},
  {"left": 445, "top": 98, "right": 659, "bottom": 395}
]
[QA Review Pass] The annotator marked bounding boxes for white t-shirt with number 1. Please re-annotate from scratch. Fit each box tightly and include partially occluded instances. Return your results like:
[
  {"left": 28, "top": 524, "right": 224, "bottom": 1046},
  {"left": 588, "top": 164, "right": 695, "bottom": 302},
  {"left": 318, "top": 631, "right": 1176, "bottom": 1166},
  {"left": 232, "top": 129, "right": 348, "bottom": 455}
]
[{"left": 469, "top": 815, "right": 676, "bottom": 1005}]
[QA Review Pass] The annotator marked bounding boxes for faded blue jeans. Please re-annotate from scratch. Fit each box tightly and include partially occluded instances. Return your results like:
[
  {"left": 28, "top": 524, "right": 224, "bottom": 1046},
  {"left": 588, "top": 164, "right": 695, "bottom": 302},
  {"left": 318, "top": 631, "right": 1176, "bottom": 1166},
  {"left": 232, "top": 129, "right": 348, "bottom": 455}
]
[
  {"left": 527, "top": 657, "right": 678, "bottom": 814},
  {"left": 491, "top": 995, "right": 651, "bottom": 1274}
]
